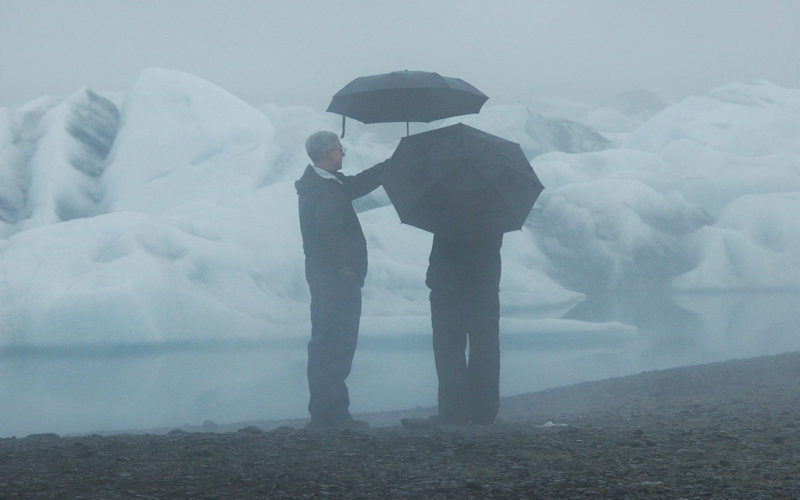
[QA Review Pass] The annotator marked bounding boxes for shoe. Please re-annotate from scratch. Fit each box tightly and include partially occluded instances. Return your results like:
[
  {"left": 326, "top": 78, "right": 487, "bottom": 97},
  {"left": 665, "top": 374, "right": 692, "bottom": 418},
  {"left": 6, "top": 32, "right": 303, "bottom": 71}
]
[
  {"left": 306, "top": 417, "right": 369, "bottom": 431},
  {"left": 340, "top": 418, "right": 370, "bottom": 430},
  {"left": 434, "top": 415, "right": 469, "bottom": 426},
  {"left": 304, "top": 420, "right": 328, "bottom": 432}
]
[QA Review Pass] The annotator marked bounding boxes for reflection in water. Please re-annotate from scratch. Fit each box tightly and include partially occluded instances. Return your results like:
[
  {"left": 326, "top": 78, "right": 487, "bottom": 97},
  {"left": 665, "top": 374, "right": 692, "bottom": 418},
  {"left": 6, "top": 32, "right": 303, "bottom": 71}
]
[
  {"left": 0, "top": 341, "right": 311, "bottom": 438},
  {"left": 673, "top": 292, "right": 800, "bottom": 358},
  {"left": 563, "top": 291, "right": 704, "bottom": 359},
  {"left": 2, "top": 292, "right": 800, "bottom": 437}
]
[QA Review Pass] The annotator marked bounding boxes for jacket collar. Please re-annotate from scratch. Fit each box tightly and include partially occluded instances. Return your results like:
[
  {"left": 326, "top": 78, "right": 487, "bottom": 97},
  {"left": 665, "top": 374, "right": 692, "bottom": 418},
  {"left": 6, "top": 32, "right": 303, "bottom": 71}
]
[{"left": 312, "top": 165, "right": 343, "bottom": 184}]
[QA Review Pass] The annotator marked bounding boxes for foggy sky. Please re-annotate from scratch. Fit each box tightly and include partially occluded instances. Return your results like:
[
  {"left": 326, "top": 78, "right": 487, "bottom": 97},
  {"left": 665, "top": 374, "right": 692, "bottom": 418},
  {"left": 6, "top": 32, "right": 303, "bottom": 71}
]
[{"left": 2, "top": 0, "right": 798, "bottom": 110}]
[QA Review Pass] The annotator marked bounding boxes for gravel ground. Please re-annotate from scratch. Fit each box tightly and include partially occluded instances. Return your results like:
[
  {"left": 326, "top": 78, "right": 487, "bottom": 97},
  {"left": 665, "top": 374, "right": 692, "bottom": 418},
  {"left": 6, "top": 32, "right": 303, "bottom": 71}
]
[{"left": 2, "top": 351, "right": 799, "bottom": 498}]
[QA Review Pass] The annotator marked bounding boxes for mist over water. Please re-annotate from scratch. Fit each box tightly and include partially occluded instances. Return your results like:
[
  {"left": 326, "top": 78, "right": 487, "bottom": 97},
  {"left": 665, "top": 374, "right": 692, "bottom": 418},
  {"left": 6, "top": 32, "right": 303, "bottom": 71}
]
[{"left": 3, "top": 291, "right": 799, "bottom": 438}]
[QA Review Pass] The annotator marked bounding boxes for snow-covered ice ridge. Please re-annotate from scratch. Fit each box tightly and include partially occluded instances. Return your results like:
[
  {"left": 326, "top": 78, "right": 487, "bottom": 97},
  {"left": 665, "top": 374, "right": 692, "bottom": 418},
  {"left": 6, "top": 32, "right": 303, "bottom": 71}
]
[{"left": 1, "top": 69, "right": 799, "bottom": 347}]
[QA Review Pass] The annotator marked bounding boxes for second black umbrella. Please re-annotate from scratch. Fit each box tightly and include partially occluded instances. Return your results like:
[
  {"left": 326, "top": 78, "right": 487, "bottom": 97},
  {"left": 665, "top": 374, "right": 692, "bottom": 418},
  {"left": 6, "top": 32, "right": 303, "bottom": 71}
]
[{"left": 381, "top": 123, "right": 544, "bottom": 237}]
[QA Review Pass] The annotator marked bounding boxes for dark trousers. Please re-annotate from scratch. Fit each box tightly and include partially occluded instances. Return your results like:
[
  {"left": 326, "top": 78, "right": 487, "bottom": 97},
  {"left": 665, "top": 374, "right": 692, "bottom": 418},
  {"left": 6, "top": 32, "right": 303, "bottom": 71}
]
[
  {"left": 430, "top": 288, "right": 500, "bottom": 424},
  {"left": 307, "top": 281, "right": 361, "bottom": 424}
]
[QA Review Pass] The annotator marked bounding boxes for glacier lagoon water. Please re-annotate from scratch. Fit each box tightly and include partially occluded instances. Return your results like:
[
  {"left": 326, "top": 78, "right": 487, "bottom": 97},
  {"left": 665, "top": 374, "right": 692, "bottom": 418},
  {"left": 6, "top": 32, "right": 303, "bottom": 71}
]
[{"left": 2, "top": 291, "right": 800, "bottom": 438}]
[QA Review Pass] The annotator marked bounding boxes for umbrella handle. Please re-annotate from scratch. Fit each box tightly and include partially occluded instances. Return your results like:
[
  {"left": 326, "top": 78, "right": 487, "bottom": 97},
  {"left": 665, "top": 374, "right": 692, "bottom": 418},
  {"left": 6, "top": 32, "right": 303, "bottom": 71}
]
[{"left": 341, "top": 115, "right": 346, "bottom": 138}]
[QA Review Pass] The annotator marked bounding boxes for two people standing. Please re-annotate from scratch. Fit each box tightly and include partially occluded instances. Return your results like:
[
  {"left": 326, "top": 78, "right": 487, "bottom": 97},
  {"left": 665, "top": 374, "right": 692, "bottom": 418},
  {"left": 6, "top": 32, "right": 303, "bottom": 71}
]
[{"left": 296, "top": 130, "right": 502, "bottom": 429}]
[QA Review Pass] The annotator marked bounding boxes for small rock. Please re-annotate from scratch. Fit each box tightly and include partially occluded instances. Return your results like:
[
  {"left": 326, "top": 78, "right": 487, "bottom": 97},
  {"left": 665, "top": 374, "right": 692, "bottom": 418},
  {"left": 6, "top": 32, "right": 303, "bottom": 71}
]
[
  {"left": 201, "top": 420, "right": 218, "bottom": 432},
  {"left": 268, "top": 426, "right": 295, "bottom": 435},
  {"left": 237, "top": 426, "right": 266, "bottom": 435}
]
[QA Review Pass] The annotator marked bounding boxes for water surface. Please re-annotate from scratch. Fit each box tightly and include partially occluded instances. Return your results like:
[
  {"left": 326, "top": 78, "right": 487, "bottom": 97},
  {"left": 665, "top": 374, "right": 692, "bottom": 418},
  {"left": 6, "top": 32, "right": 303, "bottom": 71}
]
[{"left": 2, "top": 291, "right": 799, "bottom": 437}]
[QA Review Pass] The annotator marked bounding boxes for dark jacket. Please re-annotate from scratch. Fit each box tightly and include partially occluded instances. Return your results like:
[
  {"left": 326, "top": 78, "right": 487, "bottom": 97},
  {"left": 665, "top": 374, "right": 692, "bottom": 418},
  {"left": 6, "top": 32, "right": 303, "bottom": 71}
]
[
  {"left": 425, "top": 232, "right": 503, "bottom": 293},
  {"left": 295, "top": 163, "right": 386, "bottom": 289}
]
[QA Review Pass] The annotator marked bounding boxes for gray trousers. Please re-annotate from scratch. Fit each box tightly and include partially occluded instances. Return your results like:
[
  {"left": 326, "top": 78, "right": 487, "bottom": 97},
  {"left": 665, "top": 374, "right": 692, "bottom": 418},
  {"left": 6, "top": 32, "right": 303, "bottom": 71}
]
[
  {"left": 430, "top": 288, "right": 500, "bottom": 424},
  {"left": 307, "top": 281, "right": 361, "bottom": 424}
]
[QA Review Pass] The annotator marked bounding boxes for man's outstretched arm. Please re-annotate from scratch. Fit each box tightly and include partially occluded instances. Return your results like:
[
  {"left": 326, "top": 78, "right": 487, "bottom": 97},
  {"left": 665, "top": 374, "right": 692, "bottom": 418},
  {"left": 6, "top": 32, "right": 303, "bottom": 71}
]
[{"left": 341, "top": 160, "right": 389, "bottom": 200}]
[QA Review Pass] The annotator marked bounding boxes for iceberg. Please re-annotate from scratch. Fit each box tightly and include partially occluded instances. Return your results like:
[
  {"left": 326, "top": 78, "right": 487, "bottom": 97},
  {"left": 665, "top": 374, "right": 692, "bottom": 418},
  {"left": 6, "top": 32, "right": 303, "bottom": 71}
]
[{"left": 1, "top": 70, "right": 800, "bottom": 351}]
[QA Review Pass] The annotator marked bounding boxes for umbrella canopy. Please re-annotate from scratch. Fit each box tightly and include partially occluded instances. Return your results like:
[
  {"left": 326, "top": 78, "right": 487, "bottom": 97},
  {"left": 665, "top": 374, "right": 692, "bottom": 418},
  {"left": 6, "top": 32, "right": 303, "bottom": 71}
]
[
  {"left": 327, "top": 70, "right": 488, "bottom": 125},
  {"left": 382, "top": 123, "right": 544, "bottom": 236}
]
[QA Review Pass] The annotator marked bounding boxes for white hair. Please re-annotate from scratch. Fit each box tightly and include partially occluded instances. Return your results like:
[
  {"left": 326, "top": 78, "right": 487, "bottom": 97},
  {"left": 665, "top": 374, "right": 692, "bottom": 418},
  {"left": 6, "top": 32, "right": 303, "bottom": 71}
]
[{"left": 305, "top": 131, "right": 339, "bottom": 164}]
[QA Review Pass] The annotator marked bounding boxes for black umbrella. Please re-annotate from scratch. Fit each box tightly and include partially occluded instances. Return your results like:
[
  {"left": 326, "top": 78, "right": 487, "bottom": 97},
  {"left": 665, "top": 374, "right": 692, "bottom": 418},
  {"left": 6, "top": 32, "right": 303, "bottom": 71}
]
[
  {"left": 382, "top": 123, "right": 544, "bottom": 236},
  {"left": 327, "top": 70, "right": 488, "bottom": 136}
]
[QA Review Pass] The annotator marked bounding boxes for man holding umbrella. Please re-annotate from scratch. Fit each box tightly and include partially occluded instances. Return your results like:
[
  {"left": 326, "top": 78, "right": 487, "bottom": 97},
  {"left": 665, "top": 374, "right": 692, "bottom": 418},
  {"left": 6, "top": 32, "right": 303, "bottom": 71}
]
[
  {"left": 380, "top": 123, "right": 544, "bottom": 427},
  {"left": 295, "top": 131, "right": 386, "bottom": 430}
]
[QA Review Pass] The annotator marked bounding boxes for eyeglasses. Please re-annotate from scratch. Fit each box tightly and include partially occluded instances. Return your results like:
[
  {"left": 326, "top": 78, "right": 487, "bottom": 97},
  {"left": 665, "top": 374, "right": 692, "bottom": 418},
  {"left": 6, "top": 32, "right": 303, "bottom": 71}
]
[{"left": 331, "top": 146, "right": 347, "bottom": 154}]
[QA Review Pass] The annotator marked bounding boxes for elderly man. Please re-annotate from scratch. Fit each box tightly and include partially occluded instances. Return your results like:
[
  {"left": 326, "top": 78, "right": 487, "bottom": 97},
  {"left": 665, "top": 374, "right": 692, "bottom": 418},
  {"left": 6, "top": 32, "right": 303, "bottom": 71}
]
[{"left": 295, "top": 131, "right": 387, "bottom": 430}]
